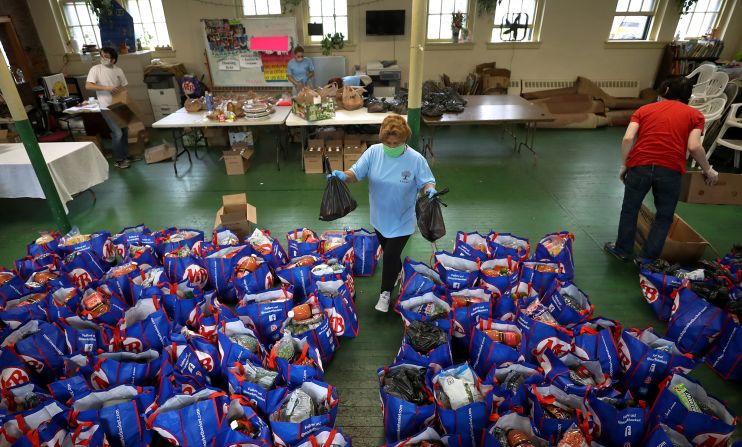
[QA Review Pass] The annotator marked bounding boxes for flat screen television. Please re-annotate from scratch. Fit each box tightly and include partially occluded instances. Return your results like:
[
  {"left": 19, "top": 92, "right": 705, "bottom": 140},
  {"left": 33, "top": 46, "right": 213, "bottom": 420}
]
[{"left": 366, "top": 10, "right": 405, "bottom": 36}]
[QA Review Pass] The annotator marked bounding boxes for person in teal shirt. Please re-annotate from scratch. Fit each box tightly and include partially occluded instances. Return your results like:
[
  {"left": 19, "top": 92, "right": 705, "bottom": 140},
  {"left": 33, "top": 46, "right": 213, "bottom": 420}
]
[
  {"left": 328, "top": 115, "right": 437, "bottom": 312},
  {"left": 287, "top": 46, "right": 314, "bottom": 95}
]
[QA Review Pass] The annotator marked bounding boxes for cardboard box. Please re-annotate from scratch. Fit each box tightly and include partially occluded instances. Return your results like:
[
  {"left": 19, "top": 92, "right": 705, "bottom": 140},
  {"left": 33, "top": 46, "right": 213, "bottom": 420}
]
[
  {"left": 144, "top": 143, "right": 177, "bottom": 164},
  {"left": 223, "top": 148, "right": 254, "bottom": 175},
  {"left": 635, "top": 204, "right": 710, "bottom": 265},
  {"left": 343, "top": 137, "right": 366, "bottom": 169},
  {"left": 214, "top": 193, "right": 257, "bottom": 240},
  {"left": 0, "top": 129, "right": 20, "bottom": 143},
  {"left": 304, "top": 139, "right": 325, "bottom": 174},
  {"left": 228, "top": 131, "right": 254, "bottom": 149},
  {"left": 680, "top": 171, "right": 742, "bottom": 205},
  {"left": 360, "top": 133, "right": 380, "bottom": 145},
  {"left": 203, "top": 128, "right": 229, "bottom": 147},
  {"left": 292, "top": 99, "right": 336, "bottom": 121},
  {"left": 325, "top": 139, "right": 344, "bottom": 171},
  {"left": 106, "top": 90, "right": 142, "bottom": 128}
]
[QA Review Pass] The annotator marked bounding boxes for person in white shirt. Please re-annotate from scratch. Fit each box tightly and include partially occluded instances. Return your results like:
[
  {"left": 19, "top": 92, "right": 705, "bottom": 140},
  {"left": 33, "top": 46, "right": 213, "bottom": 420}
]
[{"left": 85, "top": 47, "right": 138, "bottom": 169}]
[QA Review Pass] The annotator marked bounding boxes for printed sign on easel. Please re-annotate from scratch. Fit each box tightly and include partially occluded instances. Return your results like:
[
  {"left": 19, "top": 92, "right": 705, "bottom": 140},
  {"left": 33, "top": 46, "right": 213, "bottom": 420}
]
[
  {"left": 218, "top": 59, "right": 241, "bottom": 71},
  {"left": 239, "top": 53, "right": 262, "bottom": 68}
]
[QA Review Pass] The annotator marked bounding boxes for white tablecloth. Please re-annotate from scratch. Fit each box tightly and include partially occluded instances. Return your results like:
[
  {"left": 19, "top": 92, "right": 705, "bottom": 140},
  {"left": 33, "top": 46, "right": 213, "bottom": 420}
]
[
  {"left": 0, "top": 142, "right": 109, "bottom": 213},
  {"left": 152, "top": 107, "right": 292, "bottom": 128}
]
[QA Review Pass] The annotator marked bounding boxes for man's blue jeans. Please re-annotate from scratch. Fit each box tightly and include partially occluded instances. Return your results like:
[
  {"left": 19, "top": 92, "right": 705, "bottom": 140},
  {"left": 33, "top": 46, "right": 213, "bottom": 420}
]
[
  {"left": 615, "top": 165, "right": 682, "bottom": 260},
  {"left": 101, "top": 111, "right": 129, "bottom": 162}
]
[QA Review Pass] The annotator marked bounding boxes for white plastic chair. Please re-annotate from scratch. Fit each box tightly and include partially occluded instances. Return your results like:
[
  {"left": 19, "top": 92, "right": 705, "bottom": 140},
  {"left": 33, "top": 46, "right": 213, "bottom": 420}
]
[
  {"left": 690, "top": 96, "right": 727, "bottom": 167},
  {"left": 706, "top": 103, "right": 742, "bottom": 168},
  {"left": 687, "top": 63, "right": 717, "bottom": 96},
  {"left": 691, "top": 72, "right": 729, "bottom": 103}
]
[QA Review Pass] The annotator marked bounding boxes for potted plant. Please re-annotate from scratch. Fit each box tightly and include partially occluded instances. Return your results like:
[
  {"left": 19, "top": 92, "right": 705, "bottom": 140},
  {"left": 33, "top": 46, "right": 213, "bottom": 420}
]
[
  {"left": 320, "top": 32, "right": 345, "bottom": 56},
  {"left": 451, "top": 11, "right": 465, "bottom": 42}
]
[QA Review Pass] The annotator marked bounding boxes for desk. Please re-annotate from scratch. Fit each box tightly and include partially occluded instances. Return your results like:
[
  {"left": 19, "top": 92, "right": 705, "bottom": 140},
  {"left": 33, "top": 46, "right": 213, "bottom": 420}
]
[
  {"left": 421, "top": 95, "right": 554, "bottom": 157},
  {"left": 0, "top": 142, "right": 109, "bottom": 213},
  {"left": 286, "top": 108, "right": 405, "bottom": 168},
  {"left": 152, "top": 107, "right": 292, "bottom": 174}
]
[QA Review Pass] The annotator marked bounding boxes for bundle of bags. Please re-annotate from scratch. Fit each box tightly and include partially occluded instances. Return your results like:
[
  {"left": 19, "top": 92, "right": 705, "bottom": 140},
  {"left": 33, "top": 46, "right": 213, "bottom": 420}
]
[
  {"left": 378, "top": 230, "right": 739, "bottom": 447},
  {"left": 295, "top": 84, "right": 366, "bottom": 111},
  {"left": 638, "top": 247, "right": 742, "bottom": 381},
  {"left": 0, "top": 224, "right": 383, "bottom": 447}
]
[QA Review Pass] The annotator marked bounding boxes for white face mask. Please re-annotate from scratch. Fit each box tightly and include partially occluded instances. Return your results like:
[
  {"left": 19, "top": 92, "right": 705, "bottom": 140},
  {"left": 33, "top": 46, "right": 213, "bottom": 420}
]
[{"left": 101, "top": 57, "right": 113, "bottom": 67}]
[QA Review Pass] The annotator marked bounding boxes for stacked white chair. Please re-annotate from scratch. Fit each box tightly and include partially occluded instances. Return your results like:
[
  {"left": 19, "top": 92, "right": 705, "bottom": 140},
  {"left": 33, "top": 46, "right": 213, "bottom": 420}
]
[{"left": 705, "top": 103, "right": 742, "bottom": 168}]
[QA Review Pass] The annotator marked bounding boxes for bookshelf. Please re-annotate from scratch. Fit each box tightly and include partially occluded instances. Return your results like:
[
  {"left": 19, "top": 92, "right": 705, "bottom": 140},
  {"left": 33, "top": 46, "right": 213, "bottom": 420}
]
[{"left": 654, "top": 40, "right": 724, "bottom": 88}]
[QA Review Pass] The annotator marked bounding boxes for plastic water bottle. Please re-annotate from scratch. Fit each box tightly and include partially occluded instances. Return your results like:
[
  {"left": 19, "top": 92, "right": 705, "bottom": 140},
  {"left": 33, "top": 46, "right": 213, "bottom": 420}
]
[{"left": 205, "top": 91, "right": 213, "bottom": 112}]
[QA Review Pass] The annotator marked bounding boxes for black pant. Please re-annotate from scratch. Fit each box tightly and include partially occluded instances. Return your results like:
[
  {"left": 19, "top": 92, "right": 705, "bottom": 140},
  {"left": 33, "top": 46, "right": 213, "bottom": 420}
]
[
  {"left": 375, "top": 229, "right": 411, "bottom": 293},
  {"left": 615, "top": 165, "right": 682, "bottom": 260}
]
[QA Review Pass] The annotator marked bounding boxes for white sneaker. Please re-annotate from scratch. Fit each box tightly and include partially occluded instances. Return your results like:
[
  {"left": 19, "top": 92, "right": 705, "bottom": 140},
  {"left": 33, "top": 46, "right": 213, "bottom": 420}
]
[{"left": 375, "top": 291, "right": 391, "bottom": 313}]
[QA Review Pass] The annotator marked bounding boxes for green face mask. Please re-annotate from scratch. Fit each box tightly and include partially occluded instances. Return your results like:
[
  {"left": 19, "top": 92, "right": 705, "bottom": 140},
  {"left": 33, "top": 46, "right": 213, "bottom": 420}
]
[{"left": 383, "top": 144, "right": 405, "bottom": 158}]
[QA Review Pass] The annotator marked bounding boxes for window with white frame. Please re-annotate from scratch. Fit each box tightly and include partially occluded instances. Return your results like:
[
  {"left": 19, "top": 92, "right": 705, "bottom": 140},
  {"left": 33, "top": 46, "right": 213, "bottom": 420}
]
[
  {"left": 308, "top": 0, "right": 348, "bottom": 43},
  {"left": 427, "top": 0, "right": 469, "bottom": 41},
  {"left": 126, "top": 0, "right": 171, "bottom": 48},
  {"left": 242, "top": 0, "right": 282, "bottom": 16},
  {"left": 608, "top": 0, "right": 658, "bottom": 40},
  {"left": 675, "top": 0, "right": 723, "bottom": 40},
  {"left": 490, "top": 0, "right": 540, "bottom": 42},
  {"left": 61, "top": 1, "right": 101, "bottom": 48}
]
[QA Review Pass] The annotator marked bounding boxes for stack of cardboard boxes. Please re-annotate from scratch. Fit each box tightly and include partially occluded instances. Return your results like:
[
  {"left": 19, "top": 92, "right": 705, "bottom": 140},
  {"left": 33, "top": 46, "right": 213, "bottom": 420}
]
[{"left": 303, "top": 130, "right": 379, "bottom": 174}]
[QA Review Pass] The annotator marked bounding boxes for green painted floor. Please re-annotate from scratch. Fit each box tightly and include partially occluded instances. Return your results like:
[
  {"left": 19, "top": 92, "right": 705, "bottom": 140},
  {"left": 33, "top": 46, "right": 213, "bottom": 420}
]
[{"left": 1, "top": 125, "right": 741, "bottom": 445}]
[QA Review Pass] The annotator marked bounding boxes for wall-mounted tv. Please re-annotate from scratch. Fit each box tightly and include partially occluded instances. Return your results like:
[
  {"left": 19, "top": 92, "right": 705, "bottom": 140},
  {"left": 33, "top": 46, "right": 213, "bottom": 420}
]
[{"left": 366, "top": 10, "right": 405, "bottom": 36}]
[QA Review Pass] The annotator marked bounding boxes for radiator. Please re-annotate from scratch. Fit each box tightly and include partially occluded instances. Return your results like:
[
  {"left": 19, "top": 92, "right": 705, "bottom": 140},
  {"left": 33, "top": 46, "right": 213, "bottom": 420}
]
[{"left": 512, "top": 79, "right": 641, "bottom": 97}]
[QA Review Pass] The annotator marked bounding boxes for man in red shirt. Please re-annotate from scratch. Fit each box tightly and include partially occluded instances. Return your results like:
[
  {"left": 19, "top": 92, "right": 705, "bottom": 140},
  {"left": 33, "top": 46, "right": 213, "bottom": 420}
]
[{"left": 605, "top": 77, "right": 718, "bottom": 262}]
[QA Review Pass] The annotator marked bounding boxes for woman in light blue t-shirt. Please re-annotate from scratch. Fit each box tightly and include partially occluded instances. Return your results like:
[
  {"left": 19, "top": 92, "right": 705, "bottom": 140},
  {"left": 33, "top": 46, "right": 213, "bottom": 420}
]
[
  {"left": 287, "top": 46, "right": 314, "bottom": 95},
  {"left": 328, "top": 116, "right": 437, "bottom": 312}
]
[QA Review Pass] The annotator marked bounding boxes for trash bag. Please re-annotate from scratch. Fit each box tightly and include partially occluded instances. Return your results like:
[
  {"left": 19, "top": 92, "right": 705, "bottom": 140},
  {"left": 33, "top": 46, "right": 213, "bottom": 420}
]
[
  {"left": 485, "top": 362, "right": 543, "bottom": 416},
  {"left": 367, "top": 97, "right": 386, "bottom": 113},
  {"left": 396, "top": 320, "right": 454, "bottom": 371},
  {"left": 415, "top": 188, "right": 448, "bottom": 243},
  {"left": 378, "top": 363, "right": 436, "bottom": 443},
  {"left": 407, "top": 320, "right": 448, "bottom": 353},
  {"left": 319, "top": 157, "right": 357, "bottom": 221}
]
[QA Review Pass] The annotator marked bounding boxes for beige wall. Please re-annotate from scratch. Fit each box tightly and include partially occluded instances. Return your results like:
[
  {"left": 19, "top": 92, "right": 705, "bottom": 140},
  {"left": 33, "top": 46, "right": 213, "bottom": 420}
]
[{"left": 29, "top": 0, "right": 742, "bottom": 90}]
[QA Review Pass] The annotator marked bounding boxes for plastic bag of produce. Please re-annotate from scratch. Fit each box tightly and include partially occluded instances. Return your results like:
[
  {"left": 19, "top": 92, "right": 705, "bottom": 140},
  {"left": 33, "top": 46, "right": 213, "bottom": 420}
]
[
  {"left": 395, "top": 320, "right": 453, "bottom": 371},
  {"left": 705, "top": 320, "right": 742, "bottom": 380},
  {"left": 479, "top": 257, "right": 519, "bottom": 295},
  {"left": 648, "top": 373, "right": 736, "bottom": 447},
  {"left": 533, "top": 231, "right": 575, "bottom": 280},
  {"left": 399, "top": 258, "right": 446, "bottom": 299},
  {"left": 276, "top": 256, "right": 319, "bottom": 299},
  {"left": 666, "top": 284, "right": 731, "bottom": 356},
  {"left": 453, "top": 231, "right": 490, "bottom": 263},
  {"left": 266, "top": 332, "right": 324, "bottom": 388},
  {"left": 486, "top": 232, "right": 530, "bottom": 261},
  {"left": 431, "top": 363, "right": 491, "bottom": 447},
  {"left": 312, "top": 279, "right": 358, "bottom": 338},
  {"left": 433, "top": 252, "right": 479, "bottom": 291},
  {"left": 225, "top": 360, "right": 279, "bottom": 416},
  {"left": 485, "top": 362, "right": 542, "bottom": 416},
  {"left": 347, "top": 228, "right": 381, "bottom": 277},
  {"left": 616, "top": 328, "right": 697, "bottom": 400},
  {"left": 481, "top": 412, "right": 548, "bottom": 447},
  {"left": 268, "top": 380, "right": 339, "bottom": 447},
  {"left": 215, "top": 397, "right": 273, "bottom": 447},
  {"left": 378, "top": 363, "right": 436, "bottom": 443},
  {"left": 287, "top": 228, "right": 320, "bottom": 259},
  {"left": 72, "top": 385, "right": 157, "bottom": 447},
  {"left": 247, "top": 228, "right": 289, "bottom": 268},
  {"left": 148, "top": 388, "right": 230, "bottom": 447},
  {"left": 237, "top": 286, "right": 294, "bottom": 346},
  {"left": 468, "top": 319, "right": 524, "bottom": 379},
  {"left": 585, "top": 389, "right": 648, "bottom": 447}
]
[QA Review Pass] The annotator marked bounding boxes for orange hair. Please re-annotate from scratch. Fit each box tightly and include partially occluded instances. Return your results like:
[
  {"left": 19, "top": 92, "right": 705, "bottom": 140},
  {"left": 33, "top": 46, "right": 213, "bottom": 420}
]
[{"left": 379, "top": 115, "right": 411, "bottom": 143}]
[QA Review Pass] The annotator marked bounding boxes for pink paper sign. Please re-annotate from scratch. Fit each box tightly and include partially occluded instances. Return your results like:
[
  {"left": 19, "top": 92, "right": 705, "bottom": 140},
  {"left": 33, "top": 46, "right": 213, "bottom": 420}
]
[{"left": 249, "top": 36, "right": 289, "bottom": 52}]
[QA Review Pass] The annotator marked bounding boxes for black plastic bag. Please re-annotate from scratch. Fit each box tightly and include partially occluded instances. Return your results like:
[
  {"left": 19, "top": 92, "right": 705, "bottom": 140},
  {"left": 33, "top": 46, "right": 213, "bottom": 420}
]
[
  {"left": 407, "top": 320, "right": 447, "bottom": 353},
  {"left": 383, "top": 365, "right": 430, "bottom": 405},
  {"left": 416, "top": 188, "right": 448, "bottom": 242},
  {"left": 319, "top": 156, "right": 357, "bottom": 221}
]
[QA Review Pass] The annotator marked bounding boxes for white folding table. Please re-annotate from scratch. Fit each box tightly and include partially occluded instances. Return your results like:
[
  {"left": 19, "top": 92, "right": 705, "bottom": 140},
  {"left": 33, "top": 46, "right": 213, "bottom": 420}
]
[
  {"left": 152, "top": 107, "right": 292, "bottom": 174},
  {"left": 0, "top": 142, "right": 109, "bottom": 213}
]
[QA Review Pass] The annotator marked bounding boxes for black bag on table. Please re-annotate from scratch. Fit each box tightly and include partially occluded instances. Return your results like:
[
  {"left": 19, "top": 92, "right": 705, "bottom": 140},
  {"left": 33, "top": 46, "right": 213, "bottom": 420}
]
[
  {"left": 415, "top": 188, "right": 448, "bottom": 243},
  {"left": 320, "top": 156, "right": 357, "bottom": 221}
]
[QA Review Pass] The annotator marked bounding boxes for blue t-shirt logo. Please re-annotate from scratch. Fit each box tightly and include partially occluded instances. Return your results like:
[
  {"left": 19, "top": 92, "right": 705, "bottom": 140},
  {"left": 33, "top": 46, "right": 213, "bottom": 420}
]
[{"left": 400, "top": 170, "right": 412, "bottom": 183}]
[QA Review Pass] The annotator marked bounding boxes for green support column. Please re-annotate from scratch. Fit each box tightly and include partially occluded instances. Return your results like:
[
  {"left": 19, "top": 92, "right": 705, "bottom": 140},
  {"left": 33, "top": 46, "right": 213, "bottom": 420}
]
[
  {"left": 408, "top": 0, "right": 426, "bottom": 150},
  {"left": 0, "top": 64, "right": 71, "bottom": 233}
]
